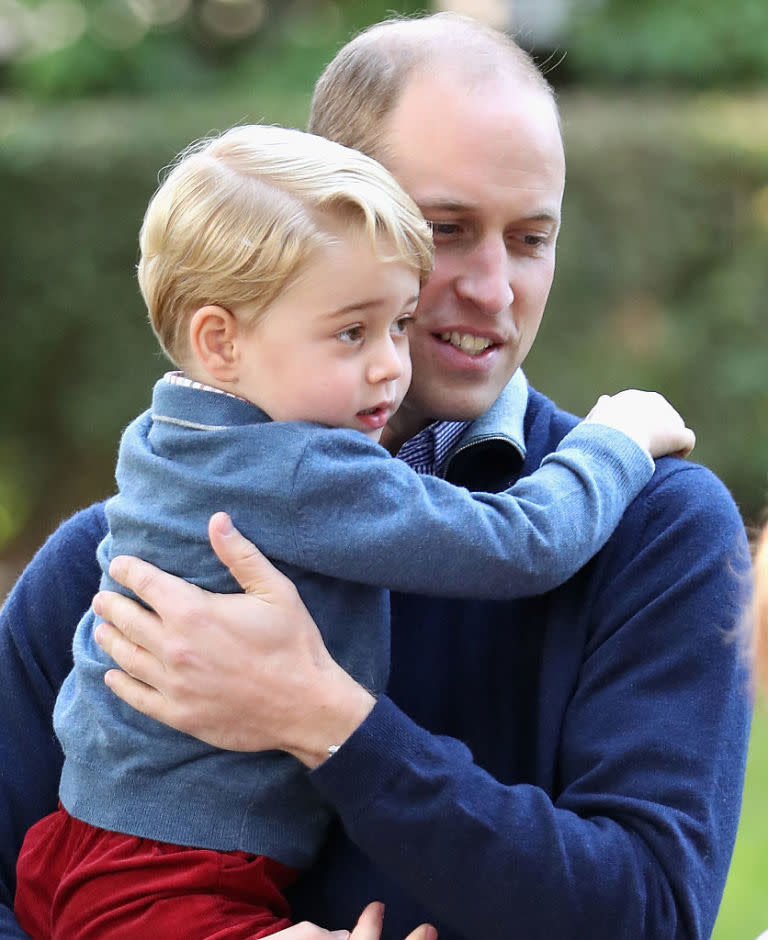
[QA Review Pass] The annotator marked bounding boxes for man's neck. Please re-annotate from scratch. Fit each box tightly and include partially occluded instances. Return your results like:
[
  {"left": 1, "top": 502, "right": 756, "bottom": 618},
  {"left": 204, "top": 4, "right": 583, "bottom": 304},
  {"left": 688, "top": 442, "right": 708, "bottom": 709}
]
[{"left": 380, "top": 408, "right": 433, "bottom": 455}]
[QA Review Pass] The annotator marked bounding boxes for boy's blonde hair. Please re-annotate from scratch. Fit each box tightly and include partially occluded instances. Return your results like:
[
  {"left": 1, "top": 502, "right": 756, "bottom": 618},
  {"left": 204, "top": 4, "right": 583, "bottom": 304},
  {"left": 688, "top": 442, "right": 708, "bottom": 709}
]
[{"left": 138, "top": 124, "right": 433, "bottom": 364}]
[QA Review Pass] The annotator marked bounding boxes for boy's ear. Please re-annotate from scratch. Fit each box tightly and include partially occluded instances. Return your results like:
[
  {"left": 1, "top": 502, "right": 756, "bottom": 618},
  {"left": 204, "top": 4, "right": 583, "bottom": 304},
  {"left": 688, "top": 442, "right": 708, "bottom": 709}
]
[{"left": 188, "top": 305, "right": 239, "bottom": 381}]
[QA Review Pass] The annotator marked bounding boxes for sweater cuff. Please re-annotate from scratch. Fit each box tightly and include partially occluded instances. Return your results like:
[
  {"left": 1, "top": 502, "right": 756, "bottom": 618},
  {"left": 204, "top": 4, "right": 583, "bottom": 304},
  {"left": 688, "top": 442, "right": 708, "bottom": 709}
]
[{"left": 308, "top": 696, "right": 460, "bottom": 818}]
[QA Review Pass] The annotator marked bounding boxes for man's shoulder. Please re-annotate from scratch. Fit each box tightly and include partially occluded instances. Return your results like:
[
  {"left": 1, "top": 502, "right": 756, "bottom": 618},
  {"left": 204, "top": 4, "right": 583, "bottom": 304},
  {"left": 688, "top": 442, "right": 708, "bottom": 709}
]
[
  {"left": 523, "top": 386, "right": 580, "bottom": 453},
  {"left": 525, "top": 384, "right": 745, "bottom": 542},
  {"left": 47, "top": 501, "right": 109, "bottom": 556},
  {"left": 636, "top": 455, "right": 744, "bottom": 541}
]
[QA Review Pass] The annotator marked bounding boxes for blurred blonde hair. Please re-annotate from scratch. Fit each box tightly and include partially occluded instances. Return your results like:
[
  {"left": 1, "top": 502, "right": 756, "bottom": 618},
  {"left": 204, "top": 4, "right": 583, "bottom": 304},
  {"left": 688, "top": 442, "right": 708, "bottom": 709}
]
[
  {"left": 753, "top": 522, "right": 768, "bottom": 696},
  {"left": 308, "top": 11, "right": 558, "bottom": 166},
  {"left": 138, "top": 124, "right": 433, "bottom": 364}
]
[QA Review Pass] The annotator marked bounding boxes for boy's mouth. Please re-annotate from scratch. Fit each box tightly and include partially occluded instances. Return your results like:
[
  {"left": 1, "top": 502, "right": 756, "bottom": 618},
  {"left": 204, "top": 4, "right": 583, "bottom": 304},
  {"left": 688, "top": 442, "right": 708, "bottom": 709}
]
[{"left": 356, "top": 403, "right": 393, "bottom": 431}]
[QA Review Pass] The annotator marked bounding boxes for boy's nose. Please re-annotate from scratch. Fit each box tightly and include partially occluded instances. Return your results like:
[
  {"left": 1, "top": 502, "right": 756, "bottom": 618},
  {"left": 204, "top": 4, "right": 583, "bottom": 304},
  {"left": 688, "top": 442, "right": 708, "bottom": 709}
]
[{"left": 367, "top": 337, "right": 404, "bottom": 384}]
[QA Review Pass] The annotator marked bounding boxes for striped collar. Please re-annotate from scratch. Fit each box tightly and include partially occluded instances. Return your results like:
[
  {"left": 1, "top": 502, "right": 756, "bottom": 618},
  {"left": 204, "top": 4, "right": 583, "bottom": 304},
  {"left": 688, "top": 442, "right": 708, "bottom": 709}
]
[
  {"left": 396, "top": 420, "right": 471, "bottom": 476},
  {"left": 164, "top": 371, "right": 243, "bottom": 400}
]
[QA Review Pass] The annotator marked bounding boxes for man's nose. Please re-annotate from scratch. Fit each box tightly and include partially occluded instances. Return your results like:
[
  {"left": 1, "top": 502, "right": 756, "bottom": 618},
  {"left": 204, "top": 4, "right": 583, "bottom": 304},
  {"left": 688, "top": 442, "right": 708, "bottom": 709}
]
[
  {"left": 455, "top": 237, "right": 514, "bottom": 315},
  {"left": 367, "top": 336, "right": 404, "bottom": 384}
]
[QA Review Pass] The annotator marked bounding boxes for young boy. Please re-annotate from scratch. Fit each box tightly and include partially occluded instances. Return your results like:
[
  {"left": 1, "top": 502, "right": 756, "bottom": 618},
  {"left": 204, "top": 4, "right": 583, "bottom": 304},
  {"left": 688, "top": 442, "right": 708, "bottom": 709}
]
[{"left": 14, "top": 124, "right": 694, "bottom": 939}]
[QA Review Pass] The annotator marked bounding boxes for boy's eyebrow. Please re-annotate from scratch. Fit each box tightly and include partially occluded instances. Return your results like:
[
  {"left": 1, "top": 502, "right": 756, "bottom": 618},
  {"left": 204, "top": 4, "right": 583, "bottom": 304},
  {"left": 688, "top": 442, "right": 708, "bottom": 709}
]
[{"left": 328, "top": 294, "right": 420, "bottom": 318}]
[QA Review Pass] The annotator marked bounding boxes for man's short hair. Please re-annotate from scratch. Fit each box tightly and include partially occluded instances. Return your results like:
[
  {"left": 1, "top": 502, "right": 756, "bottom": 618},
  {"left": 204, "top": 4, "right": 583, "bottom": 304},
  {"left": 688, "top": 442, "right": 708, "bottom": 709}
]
[
  {"left": 308, "top": 11, "right": 557, "bottom": 165},
  {"left": 138, "top": 124, "right": 434, "bottom": 364}
]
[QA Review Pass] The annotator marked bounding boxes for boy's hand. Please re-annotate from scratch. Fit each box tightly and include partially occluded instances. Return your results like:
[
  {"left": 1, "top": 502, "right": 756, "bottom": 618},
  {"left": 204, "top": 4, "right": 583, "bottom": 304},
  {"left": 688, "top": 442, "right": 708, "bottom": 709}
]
[{"left": 584, "top": 390, "right": 696, "bottom": 459}]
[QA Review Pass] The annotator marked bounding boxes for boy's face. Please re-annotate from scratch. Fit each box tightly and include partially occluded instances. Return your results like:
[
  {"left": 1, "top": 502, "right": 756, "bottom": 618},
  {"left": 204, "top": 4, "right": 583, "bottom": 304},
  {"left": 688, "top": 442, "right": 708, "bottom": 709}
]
[{"left": 234, "top": 230, "right": 419, "bottom": 442}]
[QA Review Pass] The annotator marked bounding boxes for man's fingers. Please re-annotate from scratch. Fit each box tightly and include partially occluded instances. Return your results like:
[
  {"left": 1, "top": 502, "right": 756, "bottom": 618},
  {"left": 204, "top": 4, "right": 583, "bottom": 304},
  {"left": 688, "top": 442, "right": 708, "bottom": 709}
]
[
  {"left": 405, "top": 927, "right": 438, "bottom": 940},
  {"left": 348, "top": 902, "right": 384, "bottom": 940},
  {"left": 102, "top": 667, "right": 165, "bottom": 723},
  {"left": 107, "top": 554, "right": 193, "bottom": 617},
  {"left": 208, "top": 512, "right": 286, "bottom": 599},
  {"left": 94, "top": 620, "right": 161, "bottom": 687},
  {"left": 93, "top": 589, "right": 162, "bottom": 655}
]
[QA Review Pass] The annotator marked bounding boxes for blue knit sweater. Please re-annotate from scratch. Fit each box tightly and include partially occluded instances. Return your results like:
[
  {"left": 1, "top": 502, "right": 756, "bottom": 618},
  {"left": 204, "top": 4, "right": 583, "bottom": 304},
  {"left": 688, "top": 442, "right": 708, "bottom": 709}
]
[
  {"left": 53, "top": 377, "right": 651, "bottom": 865},
  {"left": 0, "top": 384, "right": 751, "bottom": 938}
]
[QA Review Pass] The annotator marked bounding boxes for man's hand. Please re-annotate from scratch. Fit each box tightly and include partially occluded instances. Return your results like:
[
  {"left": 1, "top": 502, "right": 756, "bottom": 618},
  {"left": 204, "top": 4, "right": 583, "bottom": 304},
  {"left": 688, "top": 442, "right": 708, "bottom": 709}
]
[
  {"left": 273, "top": 902, "right": 437, "bottom": 940},
  {"left": 93, "top": 512, "right": 375, "bottom": 767}
]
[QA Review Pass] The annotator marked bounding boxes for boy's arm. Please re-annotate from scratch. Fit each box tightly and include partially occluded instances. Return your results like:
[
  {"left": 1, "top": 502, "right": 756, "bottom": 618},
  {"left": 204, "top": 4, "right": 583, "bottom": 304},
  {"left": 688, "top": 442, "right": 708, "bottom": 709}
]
[
  {"left": 284, "top": 421, "right": 653, "bottom": 597},
  {"left": 0, "top": 504, "right": 106, "bottom": 936}
]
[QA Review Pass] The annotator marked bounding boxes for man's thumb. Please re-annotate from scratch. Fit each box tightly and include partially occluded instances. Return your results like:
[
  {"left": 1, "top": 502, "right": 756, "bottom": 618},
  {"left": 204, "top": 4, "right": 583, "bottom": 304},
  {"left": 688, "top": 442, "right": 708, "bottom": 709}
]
[{"left": 208, "top": 511, "right": 274, "bottom": 596}]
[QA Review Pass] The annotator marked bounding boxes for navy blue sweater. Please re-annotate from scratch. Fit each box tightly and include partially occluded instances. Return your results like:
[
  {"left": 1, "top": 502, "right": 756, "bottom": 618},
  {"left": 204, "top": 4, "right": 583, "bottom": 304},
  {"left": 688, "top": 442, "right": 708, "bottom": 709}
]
[{"left": 0, "top": 387, "right": 752, "bottom": 939}]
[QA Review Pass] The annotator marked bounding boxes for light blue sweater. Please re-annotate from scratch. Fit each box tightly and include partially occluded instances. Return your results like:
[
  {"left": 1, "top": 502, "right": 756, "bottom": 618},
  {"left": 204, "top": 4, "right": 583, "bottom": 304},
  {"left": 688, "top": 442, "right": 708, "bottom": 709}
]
[{"left": 54, "top": 377, "right": 653, "bottom": 866}]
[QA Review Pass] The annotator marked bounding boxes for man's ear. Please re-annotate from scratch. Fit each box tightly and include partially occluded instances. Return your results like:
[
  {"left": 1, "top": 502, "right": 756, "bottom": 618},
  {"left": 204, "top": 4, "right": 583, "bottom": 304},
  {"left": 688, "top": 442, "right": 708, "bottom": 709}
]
[{"left": 188, "top": 305, "right": 239, "bottom": 382}]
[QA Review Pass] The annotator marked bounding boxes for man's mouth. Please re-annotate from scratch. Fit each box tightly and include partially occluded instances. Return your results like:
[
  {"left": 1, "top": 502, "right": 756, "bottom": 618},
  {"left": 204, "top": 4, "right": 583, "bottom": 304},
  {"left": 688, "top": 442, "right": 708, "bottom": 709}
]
[{"left": 439, "top": 331, "right": 495, "bottom": 356}]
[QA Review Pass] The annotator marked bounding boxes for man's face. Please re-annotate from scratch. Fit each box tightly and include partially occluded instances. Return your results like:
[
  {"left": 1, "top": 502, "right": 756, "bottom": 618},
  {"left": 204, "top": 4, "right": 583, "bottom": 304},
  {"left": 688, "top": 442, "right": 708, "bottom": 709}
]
[{"left": 380, "top": 71, "right": 566, "bottom": 439}]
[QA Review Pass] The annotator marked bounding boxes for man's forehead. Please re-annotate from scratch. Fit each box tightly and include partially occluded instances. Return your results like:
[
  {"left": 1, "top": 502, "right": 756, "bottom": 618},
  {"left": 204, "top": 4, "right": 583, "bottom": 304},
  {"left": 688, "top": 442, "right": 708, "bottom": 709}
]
[
  {"left": 384, "top": 70, "right": 561, "bottom": 153},
  {"left": 382, "top": 72, "right": 565, "bottom": 212}
]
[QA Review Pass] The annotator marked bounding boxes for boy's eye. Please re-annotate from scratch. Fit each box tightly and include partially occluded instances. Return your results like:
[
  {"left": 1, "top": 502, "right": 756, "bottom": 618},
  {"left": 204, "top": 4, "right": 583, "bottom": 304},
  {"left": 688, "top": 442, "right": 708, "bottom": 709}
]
[
  {"left": 337, "top": 325, "right": 364, "bottom": 343},
  {"left": 391, "top": 314, "right": 415, "bottom": 335}
]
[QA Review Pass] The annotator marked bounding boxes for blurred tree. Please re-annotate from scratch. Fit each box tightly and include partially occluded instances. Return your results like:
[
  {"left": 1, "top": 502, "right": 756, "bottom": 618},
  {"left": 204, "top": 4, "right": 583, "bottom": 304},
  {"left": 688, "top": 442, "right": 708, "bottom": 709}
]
[
  {"left": 0, "top": 0, "right": 426, "bottom": 96},
  {"left": 563, "top": 0, "right": 768, "bottom": 86}
]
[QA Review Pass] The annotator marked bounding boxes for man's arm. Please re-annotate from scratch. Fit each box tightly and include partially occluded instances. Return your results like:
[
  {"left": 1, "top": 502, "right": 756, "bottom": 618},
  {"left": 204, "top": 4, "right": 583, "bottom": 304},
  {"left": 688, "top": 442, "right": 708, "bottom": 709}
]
[
  {"left": 0, "top": 504, "right": 106, "bottom": 938},
  {"left": 97, "top": 467, "right": 752, "bottom": 939},
  {"left": 308, "top": 465, "right": 751, "bottom": 939}
]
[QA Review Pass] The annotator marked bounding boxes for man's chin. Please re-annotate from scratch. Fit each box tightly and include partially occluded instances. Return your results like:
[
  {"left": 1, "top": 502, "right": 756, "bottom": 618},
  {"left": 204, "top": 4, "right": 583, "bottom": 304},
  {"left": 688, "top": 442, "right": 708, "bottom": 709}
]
[{"left": 403, "top": 379, "right": 509, "bottom": 425}]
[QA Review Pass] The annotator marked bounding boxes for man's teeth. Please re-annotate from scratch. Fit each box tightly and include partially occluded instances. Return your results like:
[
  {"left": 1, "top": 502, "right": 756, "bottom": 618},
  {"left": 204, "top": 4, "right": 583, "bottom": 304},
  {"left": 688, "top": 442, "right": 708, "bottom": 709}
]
[{"left": 440, "top": 332, "right": 494, "bottom": 355}]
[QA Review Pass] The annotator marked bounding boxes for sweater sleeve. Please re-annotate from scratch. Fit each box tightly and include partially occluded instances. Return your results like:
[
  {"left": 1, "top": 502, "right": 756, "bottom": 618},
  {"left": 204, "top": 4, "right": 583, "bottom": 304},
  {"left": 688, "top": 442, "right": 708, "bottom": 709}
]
[
  {"left": 308, "top": 465, "right": 752, "bottom": 939},
  {"left": 289, "top": 423, "right": 653, "bottom": 598},
  {"left": 0, "top": 504, "right": 106, "bottom": 938}
]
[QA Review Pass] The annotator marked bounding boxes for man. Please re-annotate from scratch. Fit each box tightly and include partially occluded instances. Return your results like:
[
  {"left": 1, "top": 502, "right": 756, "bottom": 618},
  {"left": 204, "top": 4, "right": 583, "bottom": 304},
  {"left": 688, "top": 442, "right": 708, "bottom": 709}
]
[{"left": 0, "top": 13, "right": 751, "bottom": 940}]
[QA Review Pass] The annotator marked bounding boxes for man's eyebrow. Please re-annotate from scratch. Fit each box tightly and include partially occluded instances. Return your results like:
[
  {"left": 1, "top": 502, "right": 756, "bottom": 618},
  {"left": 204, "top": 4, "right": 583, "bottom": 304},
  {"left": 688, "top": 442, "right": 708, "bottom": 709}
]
[
  {"left": 417, "top": 200, "right": 560, "bottom": 225},
  {"left": 417, "top": 199, "right": 469, "bottom": 213}
]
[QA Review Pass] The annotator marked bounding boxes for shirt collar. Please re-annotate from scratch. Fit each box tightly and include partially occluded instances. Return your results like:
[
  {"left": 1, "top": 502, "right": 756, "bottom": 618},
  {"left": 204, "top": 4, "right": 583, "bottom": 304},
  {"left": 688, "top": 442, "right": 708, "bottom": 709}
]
[
  {"left": 396, "top": 419, "right": 471, "bottom": 476},
  {"left": 396, "top": 370, "right": 529, "bottom": 476},
  {"left": 449, "top": 368, "right": 528, "bottom": 461}
]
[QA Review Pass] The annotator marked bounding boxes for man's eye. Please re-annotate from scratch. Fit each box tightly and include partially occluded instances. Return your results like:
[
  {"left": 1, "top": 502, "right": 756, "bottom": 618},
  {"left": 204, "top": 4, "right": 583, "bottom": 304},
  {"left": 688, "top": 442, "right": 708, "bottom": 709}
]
[
  {"left": 337, "top": 325, "right": 363, "bottom": 343},
  {"left": 428, "top": 221, "right": 460, "bottom": 238}
]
